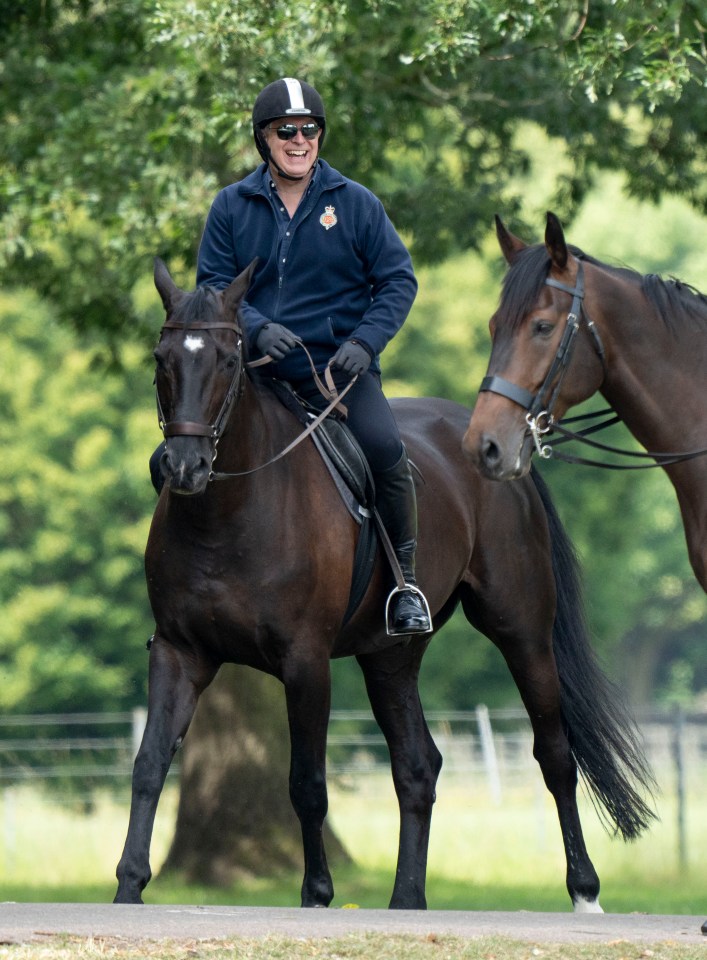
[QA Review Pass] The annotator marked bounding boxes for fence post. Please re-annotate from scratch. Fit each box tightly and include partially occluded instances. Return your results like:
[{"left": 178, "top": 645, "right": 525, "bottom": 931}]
[
  {"left": 475, "top": 704, "right": 502, "bottom": 804},
  {"left": 672, "top": 706, "right": 687, "bottom": 871},
  {"left": 3, "top": 787, "right": 16, "bottom": 876},
  {"left": 132, "top": 707, "right": 147, "bottom": 760}
]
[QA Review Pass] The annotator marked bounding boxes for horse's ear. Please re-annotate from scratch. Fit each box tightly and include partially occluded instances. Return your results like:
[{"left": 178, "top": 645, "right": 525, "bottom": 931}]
[
  {"left": 222, "top": 258, "right": 259, "bottom": 318},
  {"left": 545, "top": 212, "right": 569, "bottom": 270},
  {"left": 495, "top": 215, "right": 526, "bottom": 265},
  {"left": 154, "top": 257, "right": 184, "bottom": 312}
]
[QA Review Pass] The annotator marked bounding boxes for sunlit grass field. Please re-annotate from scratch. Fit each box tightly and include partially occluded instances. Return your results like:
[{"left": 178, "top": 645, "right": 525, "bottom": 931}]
[{"left": 1, "top": 761, "right": 704, "bottom": 914}]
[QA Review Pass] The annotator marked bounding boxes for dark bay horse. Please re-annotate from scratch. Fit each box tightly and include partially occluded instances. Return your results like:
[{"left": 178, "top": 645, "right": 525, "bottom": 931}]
[
  {"left": 114, "top": 258, "right": 654, "bottom": 911},
  {"left": 463, "top": 212, "right": 707, "bottom": 593}
]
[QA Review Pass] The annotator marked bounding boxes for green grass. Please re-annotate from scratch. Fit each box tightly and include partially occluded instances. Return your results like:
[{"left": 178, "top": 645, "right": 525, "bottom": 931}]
[
  {"left": 3, "top": 935, "right": 707, "bottom": 960},
  {"left": 1, "top": 766, "right": 705, "bottom": 915}
]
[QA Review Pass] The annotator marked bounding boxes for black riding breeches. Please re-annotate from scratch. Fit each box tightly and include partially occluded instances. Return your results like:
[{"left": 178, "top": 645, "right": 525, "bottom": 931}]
[{"left": 295, "top": 371, "right": 403, "bottom": 473}]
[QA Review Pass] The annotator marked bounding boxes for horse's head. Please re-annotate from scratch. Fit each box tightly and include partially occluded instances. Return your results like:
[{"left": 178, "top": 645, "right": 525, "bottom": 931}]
[
  {"left": 153, "top": 258, "right": 257, "bottom": 495},
  {"left": 462, "top": 212, "right": 605, "bottom": 479}
]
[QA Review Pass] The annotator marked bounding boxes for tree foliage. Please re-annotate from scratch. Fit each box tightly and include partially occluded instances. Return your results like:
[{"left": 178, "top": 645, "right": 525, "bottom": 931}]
[
  {"left": 3, "top": 0, "right": 706, "bottom": 886},
  {"left": 0, "top": 289, "right": 157, "bottom": 712},
  {"left": 1, "top": 0, "right": 704, "bottom": 342}
]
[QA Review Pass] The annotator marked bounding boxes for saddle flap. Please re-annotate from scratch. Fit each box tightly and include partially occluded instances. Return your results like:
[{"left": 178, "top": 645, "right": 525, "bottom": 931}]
[{"left": 313, "top": 415, "right": 374, "bottom": 509}]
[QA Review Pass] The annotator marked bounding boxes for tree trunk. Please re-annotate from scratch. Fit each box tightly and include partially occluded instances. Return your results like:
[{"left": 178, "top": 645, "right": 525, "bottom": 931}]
[{"left": 160, "top": 664, "right": 350, "bottom": 886}]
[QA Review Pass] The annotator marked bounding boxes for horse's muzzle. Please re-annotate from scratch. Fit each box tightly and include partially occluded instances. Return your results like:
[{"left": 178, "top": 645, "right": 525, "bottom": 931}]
[
  {"left": 160, "top": 442, "right": 211, "bottom": 495},
  {"left": 462, "top": 423, "right": 533, "bottom": 481}
]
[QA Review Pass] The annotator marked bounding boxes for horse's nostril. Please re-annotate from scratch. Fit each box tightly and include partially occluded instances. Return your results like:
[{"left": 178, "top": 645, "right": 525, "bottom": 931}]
[{"left": 481, "top": 435, "right": 500, "bottom": 467}]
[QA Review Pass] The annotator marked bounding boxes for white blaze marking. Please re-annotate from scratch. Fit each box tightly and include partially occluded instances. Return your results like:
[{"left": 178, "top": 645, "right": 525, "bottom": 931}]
[{"left": 184, "top": 335, "right": 205, "bottom": 353}]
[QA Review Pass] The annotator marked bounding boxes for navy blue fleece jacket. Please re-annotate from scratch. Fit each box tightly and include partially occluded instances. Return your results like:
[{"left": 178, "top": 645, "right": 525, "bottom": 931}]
[{"left": 196, "top": 159, "right": 417, "bottom": 383}]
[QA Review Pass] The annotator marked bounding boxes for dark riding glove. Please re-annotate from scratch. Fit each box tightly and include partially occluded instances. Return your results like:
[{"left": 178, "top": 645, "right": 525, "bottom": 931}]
[
  {"left": 331, "top": 339, "right": 372, "bottom": 377},
  {"left": 256, "top": 323, "right": 300, "bottom": 361}
]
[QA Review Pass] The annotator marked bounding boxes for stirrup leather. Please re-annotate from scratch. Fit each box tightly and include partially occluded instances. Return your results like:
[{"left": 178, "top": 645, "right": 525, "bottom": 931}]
[{"left": 385, "top": 583, "right": 433, "bottom": 636}]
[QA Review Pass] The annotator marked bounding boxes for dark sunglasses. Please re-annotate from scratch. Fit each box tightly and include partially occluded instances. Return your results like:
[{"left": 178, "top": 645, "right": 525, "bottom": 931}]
[{"left": 270, "top": 121, "right": 321, "bottom": 141}]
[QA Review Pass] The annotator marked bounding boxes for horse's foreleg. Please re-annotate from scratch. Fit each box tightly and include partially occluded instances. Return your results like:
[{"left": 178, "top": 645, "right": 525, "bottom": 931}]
[
  {"left": 114, "top": 636, "right": 214, "bottom": 904},
  {"left": 357, "top": 640, "right": 442, "bottom": 910},
  {"left": 499, "top": 642, "right": 601, "bottom": 912},
  {"left": 283, "top": 656, "right": 334, "bottom": 908}
]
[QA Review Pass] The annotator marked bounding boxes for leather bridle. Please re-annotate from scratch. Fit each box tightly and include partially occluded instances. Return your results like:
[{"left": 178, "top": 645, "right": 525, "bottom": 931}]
[
  {"left": 155, "top": 319, "right": 356, "bottom": 480},
  {"left": 479, "top": 260, "right": 607, "bottom": 458},
  {"left": 156, "top": 318, "right": 245, "bottom": 442},
  {"left": 477, "top": 260, "right": 707, "bottom": 469}
]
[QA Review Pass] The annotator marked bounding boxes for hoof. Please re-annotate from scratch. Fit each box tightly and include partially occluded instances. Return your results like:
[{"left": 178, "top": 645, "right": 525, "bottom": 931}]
[{"left": 573, "top": 897, "right": 603, "bottom": 914}]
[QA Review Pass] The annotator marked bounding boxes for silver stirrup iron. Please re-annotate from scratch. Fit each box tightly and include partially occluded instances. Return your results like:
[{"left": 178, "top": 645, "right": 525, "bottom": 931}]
[{"left": 385, "top": 584, "right": 434, "bottom": 637}]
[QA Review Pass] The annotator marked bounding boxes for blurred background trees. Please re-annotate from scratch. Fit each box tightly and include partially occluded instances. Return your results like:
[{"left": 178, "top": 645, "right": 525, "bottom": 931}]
[
  {"left": 2, "top": 0, "right": 706, "bottom": 713},
  {"left": 1, "top": 0, "right": 706, "bottom": 882}
]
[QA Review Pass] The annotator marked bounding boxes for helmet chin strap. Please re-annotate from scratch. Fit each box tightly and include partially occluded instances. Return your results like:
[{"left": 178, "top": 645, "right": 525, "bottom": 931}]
[
  {"left": 271, "top": 159, "right": 307, "bottom": 182},
  {"left": 259, "top": 131, "right": 316, "bottom": 182}
]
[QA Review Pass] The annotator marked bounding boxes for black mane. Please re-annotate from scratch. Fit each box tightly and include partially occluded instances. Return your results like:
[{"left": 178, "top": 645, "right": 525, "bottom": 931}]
[
  {"left": 494, "top": 244, "right": 552, "bottom": 332},
  {"left": 171, "top": 285, "right": 224, "bottom": 327},
  {"left": 167, "top": 283, "right": 249, "bottom": 359},
  {"left": 495, "top": 243, "right": 707, "bottom": 334}
]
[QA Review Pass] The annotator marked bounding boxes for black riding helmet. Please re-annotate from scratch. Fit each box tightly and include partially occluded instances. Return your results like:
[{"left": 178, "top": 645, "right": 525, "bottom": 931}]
[{"left": 252, "top": 77, "right": 326, "bottom": 180}]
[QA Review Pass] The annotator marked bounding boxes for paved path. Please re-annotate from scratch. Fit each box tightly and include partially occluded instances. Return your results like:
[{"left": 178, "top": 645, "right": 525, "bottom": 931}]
[{"left": 1, "top": 903, "right": 705, "bottom": 946}]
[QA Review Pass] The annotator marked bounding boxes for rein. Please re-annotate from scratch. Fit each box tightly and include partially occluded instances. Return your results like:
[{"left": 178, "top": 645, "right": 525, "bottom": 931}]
[
  {"left": 156, "top": 320, "right": 356, "bottom": 481},
  {"left": 478, "top": 261, "right": 707, "bottom": 470},
  {"left": 544, "top": 412, "right": 707, "bottom": 470},
  {"left": 209, "top": 372, "right": 357, "bottom": 481}
]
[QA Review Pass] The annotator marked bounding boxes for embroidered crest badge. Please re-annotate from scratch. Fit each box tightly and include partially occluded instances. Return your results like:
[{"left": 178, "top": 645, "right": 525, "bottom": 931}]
[{"left": 319, "top": 205, "right": 338, "bottom": 230}]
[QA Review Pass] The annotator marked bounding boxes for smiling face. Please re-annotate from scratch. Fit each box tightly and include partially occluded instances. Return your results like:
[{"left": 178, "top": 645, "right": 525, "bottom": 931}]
[{"left": 263, "top": 115, "right": 321, "bottom": 181}]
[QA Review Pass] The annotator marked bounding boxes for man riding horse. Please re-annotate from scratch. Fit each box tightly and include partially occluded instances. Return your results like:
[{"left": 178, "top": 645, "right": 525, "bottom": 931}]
[{"left": 151, "top": 77, "right": 432, "bottom": 637}]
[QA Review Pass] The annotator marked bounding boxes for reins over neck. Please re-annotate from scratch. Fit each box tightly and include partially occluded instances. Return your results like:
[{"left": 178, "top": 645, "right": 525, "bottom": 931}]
[{"left": 543, "top": 411, "right": 707, "bottom": 470}]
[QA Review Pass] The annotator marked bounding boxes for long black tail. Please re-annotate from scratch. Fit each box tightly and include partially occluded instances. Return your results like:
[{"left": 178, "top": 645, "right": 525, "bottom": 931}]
[{"left": 531, "top": 467, "right": 657, "bottom": 840}]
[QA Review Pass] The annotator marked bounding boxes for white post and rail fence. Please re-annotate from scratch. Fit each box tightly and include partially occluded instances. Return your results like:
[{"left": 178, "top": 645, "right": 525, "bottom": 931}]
[{"left": 0, "top": 706, "right": 704, "bottom": 870}]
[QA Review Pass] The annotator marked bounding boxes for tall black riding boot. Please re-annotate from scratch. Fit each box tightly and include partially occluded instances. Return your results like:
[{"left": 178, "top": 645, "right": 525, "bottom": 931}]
[{"left": 374, "top": 447, "right": 432, "bottom": 636}]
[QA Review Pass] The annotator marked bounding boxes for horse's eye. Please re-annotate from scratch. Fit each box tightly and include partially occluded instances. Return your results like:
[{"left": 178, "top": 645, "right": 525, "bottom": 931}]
[
  {"left": 153, "top": 349, "right": 166, "bottom": 370},
  {"left": 531, "top": 319, "right": 555, "bottom": 338},
  {"left": 225, "top": 353, "right": 239, "bottom": 370}
]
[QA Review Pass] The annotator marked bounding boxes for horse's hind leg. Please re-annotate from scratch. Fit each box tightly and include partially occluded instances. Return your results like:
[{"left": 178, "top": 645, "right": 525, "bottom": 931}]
[
  {"left": 461, "top": 589, "right": 601, "bottom": 912},
  {"left": 114, "top": 635, "right": 216, "bottom": 904},
  {"left": 509, "top": 652, "right": 601, "bottom": 911},
  {"left": 357, "top": 638, "right": 442, "bottom": 909}
]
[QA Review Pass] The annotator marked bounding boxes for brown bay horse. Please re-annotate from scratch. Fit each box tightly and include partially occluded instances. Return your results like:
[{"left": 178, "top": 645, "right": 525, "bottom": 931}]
[
  {"left": 114, "top": 258, "right": 654, "bottom": 911},
  {"left": 463, "top": 212, "right": 707, "bottom": 591},
  {"left": 463, "top": 212, "right": 707, "bottom": 931}
]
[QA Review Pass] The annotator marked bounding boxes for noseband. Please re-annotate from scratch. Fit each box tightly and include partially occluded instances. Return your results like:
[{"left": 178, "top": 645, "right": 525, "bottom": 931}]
[
  {"left": 155, "top": 318, "right": 244, "bottom": 444},
  {"left": 479, "top": 260, "right": 606, "bottom": 457}
]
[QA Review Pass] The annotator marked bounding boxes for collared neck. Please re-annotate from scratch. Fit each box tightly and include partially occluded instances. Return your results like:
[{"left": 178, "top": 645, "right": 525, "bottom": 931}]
[
  {"left": 265, "top": 159, "right": 319, "bottom": 195},
  {"left": 238, "top": 159, "right": 345, "bottom": 198}
]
